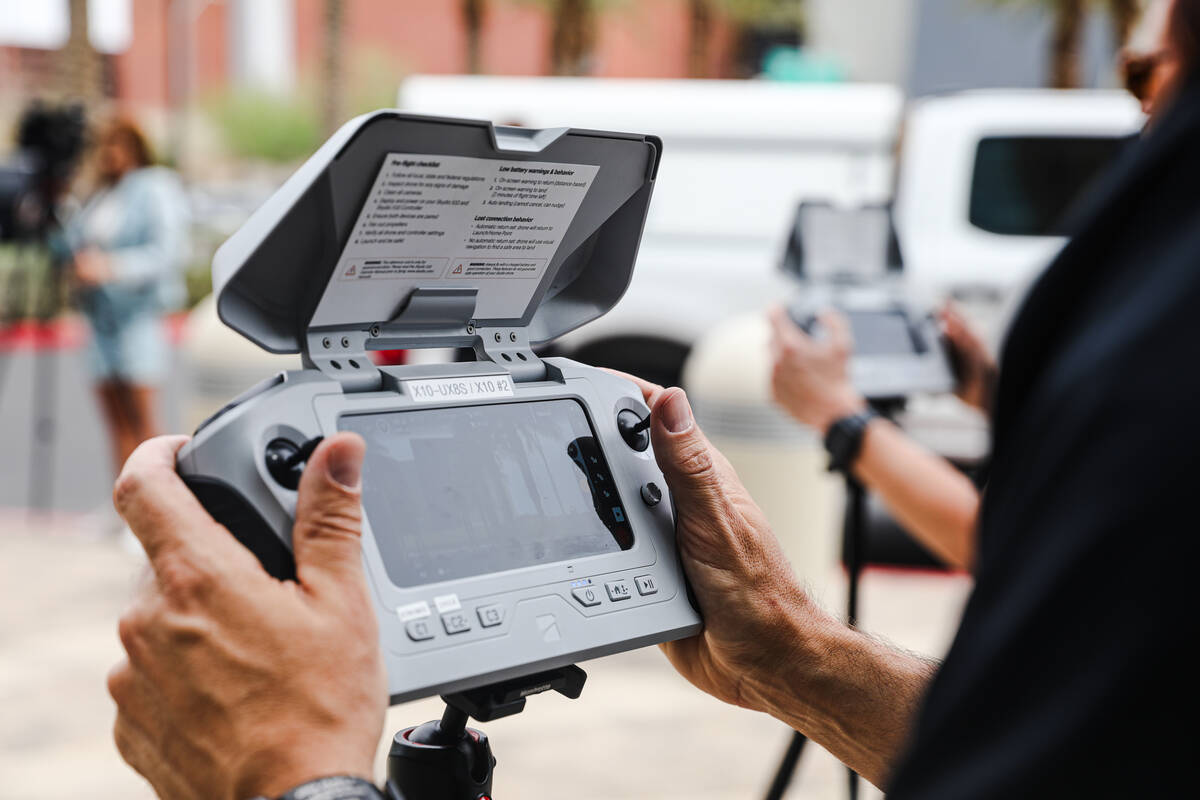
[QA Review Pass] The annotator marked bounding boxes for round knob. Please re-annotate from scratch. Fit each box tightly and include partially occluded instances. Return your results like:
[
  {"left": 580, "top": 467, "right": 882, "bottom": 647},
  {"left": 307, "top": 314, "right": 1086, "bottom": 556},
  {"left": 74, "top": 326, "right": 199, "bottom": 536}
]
[
  {"left": 617, "top": 409, "right": 650, "bottom": 452},
  {"left": 264, "top": 438, "right": 304, "bottom": 490}
]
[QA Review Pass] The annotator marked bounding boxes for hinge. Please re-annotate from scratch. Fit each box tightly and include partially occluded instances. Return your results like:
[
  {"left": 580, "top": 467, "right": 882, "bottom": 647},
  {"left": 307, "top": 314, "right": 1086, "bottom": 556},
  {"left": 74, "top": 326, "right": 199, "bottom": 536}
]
[
  {"left": 303, "top": 330, "right": 382, "bottom": 392},
  {"left": 473, "top": 327, "right": 545, "bottom": 382}
]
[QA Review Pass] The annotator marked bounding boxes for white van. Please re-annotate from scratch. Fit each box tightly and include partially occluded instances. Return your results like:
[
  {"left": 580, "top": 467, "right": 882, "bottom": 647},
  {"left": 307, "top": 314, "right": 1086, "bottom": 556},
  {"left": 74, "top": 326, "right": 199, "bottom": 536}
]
[
  {"left": 400, "top": 75, "right": 903, "bottom": 385},
  {"left": 399, "top": 78, "right": 1143, "bottom": 384}
]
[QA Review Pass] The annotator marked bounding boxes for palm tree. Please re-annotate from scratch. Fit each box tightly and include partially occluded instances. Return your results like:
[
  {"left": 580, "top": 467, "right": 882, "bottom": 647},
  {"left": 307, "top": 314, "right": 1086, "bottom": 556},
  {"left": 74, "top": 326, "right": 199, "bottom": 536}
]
[
  {"left": 515, "top": 0, "right": 616, "bottom": 75},
  {"left": 549, "top": 0, "right": 598, "bottom": 75},
  {"left": 58, "top": 0, "right": 104, "bottom": 104},
  {"left": 321, "top": 0, "right": 346, "bottom": 135},
  {"left": 687, "top": 0, "right": 806, "bottom": 79},
  {"left": 462, "top": 0, "right": 487, "bottom": 74},
  {"left": 992, "top": 0, "right": 1145, "bottom": 89}
]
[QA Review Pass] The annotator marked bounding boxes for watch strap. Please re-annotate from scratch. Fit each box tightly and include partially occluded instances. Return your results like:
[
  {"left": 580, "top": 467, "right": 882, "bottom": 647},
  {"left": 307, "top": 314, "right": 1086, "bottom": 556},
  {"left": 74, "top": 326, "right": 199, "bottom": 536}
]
[
  {"left": 261, "top": 775, "right": 385, "bottom": 800},
  {"left": 823, "top": 409, "right": 879, "bottom": 474}
]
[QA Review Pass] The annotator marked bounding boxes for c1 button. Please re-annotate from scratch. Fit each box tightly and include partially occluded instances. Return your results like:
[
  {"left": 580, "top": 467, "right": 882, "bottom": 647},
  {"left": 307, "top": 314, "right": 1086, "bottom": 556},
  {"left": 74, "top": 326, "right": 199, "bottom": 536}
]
[
  {"left": 406, "top": 619, "right": 435, "bottom": 641},
  {"left": 572, "top": 586, "right": 602, "bottom": 607}
]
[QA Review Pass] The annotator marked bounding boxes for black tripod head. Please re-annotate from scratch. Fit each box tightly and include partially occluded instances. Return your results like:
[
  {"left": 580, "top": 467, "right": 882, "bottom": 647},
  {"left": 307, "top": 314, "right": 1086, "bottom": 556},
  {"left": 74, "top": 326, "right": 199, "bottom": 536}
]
[{"left": 386, "top": 665, "right": 587, "bottom": 800}]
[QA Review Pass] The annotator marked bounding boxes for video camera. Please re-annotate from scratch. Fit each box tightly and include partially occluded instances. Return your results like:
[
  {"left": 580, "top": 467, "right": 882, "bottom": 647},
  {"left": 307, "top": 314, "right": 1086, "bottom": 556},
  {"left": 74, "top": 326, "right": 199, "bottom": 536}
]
[
  {"left": 177, "top": 112, "right": 702, "bottom": 704},
  {"left": 0, "top": 102, "right": 87, "bottom": 242}
]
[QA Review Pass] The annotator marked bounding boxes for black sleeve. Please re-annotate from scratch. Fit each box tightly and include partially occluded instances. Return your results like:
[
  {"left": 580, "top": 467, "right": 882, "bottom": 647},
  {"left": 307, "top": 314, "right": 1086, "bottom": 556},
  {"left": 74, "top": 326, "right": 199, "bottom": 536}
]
[{"left": 888, "top": 225, "right": 1200, "bottom": 797}]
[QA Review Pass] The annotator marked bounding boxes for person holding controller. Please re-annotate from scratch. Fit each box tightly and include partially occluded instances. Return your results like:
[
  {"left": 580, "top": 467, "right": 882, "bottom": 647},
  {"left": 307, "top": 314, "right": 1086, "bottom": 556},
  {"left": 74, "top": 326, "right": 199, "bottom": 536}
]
[{"left": 110, "top": 2, "right": 1199, "bottom": 797}]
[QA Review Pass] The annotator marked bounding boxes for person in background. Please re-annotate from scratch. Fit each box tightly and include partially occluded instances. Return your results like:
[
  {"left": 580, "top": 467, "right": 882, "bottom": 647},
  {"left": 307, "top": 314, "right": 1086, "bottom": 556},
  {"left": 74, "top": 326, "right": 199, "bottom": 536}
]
[
  {"left": 769, "top": 0, "right": 1182, "bottom": 571},
  {"left": 62, "top": 118, "right": 189, "bottom": 497},
  {"left": 769, "top": 304, "right": 991, "bottom": 569}
]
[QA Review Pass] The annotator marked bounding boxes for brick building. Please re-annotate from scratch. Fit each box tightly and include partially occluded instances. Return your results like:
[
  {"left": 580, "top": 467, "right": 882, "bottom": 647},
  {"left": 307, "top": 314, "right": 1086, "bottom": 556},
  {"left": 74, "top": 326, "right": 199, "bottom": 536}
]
[{"left": 1, "top": 0, "right": 741, "bottom": 114}]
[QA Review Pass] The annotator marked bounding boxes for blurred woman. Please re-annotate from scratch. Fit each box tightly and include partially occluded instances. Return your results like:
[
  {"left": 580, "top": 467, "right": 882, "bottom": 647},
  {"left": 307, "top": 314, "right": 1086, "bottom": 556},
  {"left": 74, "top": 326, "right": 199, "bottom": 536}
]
[{"left": 63, "top": 119, "right": 189, "bottom": 483}]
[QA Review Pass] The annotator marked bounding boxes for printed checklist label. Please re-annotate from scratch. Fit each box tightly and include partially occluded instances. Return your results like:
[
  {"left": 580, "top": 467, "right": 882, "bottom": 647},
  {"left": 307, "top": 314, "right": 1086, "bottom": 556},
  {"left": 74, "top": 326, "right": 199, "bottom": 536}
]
[{"left": 311, "top": 153, "right": 598, "bottom": 326}]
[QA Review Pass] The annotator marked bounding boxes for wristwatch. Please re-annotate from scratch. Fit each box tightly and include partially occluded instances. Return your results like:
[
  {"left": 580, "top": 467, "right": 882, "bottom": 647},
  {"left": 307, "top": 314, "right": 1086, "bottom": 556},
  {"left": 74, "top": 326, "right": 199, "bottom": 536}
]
[
  {"left": 823, "top": 409, "right": 879, "bottom": 474},
  {"left": 254, "top": 775, "right": 385, "bottom": 800}
]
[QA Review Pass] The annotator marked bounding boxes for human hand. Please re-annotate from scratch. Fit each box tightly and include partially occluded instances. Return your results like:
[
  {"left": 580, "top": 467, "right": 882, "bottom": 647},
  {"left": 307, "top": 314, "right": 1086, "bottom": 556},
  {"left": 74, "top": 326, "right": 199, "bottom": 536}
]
[
  {"left": 939, "top": 302, "right": 997, "bottom": 414},
  {"left": 72, "top": 248, "right": 114, "bottom": 287},
  {"left": 606, "top": 370, "right": 832, "bottom": 713},
  {"left": 767, "top": 306, "right": 866, "bottom": 435},
  {"left": 107, "top": 434, "right": 387, "bottom": 800}
]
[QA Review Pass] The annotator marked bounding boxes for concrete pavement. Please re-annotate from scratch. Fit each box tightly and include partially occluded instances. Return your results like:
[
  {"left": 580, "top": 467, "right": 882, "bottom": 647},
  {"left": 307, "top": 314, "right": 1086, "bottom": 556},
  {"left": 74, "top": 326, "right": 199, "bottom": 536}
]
[{"left": 0, "top": 512, "right": 970, "bottom": 800}]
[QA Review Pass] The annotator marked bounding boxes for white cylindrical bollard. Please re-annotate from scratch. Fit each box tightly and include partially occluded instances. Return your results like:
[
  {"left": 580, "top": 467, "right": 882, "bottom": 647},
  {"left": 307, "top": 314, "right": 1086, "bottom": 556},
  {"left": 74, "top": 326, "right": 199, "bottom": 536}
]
[{"left": 683, "top": 312, "right": 843, "bottom": 604}]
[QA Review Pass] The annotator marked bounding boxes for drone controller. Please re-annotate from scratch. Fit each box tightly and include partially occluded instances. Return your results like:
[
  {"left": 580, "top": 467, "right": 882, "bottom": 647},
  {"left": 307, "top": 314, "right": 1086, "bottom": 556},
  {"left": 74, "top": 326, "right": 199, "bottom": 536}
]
[
  {"left": 788, "top": 300, "right": 956, "bottom": 402},
  {"left": 177, "top": 112, "right": 701, "bottom": 704}
]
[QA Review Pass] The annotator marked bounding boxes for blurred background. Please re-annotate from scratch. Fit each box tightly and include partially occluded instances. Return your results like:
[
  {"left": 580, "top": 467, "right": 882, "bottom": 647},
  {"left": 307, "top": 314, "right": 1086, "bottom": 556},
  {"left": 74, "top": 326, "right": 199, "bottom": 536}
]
[{"left": 0, "top": 1, "right": 1159, "bottom": 798}]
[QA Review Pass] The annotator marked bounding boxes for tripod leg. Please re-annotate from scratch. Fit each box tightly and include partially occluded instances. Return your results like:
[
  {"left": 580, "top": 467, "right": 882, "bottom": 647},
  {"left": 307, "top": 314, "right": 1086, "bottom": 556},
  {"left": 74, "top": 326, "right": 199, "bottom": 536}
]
[
  {"left": 764, "top": 730, "right": 807, "bottom": 800},
  {"left": 844, "top": 478, "right": 868, "bottom": 800},
  {"left": 28, "top": 323, "right": 57, "bottom": 512},
  {"left": 27, "top": 255, "right": 60, "bottom": 512}
]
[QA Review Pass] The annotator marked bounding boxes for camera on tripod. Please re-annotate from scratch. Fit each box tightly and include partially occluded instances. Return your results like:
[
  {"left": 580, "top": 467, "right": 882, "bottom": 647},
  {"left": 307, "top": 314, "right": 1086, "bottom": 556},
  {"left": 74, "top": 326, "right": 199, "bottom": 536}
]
[{"left": 0, "top": 102, "right": 88, "bottom": 243}]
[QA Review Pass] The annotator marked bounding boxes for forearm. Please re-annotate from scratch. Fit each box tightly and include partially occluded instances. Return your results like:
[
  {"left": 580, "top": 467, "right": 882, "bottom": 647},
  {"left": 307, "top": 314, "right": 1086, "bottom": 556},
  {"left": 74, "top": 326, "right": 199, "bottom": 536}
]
[
  {"left": 744, "top": 604, "right": 938, "bottom": 789},
  {"left": 851, "top": 419, "right": 979, "bottom": 570}
]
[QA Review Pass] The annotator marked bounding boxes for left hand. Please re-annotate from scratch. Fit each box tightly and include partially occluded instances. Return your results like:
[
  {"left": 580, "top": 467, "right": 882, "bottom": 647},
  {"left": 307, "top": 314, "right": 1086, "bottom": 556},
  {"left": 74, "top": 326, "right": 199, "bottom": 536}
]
[
  {"left": 767, "top": 306, "right": 866, "bottom": 435},
  {"left": 72, "top": 248, "right": 114, "bottom": 287},
  {"left": 108, "top": 434, "right": 387, "bottom": 800}
]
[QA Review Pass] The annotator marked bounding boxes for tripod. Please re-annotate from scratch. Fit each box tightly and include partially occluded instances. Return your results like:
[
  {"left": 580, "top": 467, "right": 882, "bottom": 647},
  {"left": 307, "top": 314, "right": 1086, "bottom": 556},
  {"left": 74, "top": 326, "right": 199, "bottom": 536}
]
[
  {"left": 0, "top": 243, "right": 66, "bottom": 512},
  {"left": 385, "top": 664, "right": 586, "bottom": 800},
  {"left": 763, "top": 398, "right": 905, "bottom": 800}
]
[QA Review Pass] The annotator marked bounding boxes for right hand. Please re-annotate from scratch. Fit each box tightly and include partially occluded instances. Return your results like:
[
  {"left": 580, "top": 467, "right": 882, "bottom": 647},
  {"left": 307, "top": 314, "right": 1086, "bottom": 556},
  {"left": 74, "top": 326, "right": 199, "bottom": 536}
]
[
  {"left": 608, "top": 371, "right": 829, "bottom": 711},
  {"left": 939, "top": 303, "right": 997, "bottom": 414}
]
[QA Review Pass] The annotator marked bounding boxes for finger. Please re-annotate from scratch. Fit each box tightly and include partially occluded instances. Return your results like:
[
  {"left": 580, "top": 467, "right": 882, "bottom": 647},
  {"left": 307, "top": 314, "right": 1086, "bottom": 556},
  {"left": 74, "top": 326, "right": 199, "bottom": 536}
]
[
  {"left": 647, "top": 388, "right": 728, "bottom": 524},
  {"left": 107, "top": 659, "right": 163, "bottom": 740},
  {"left": 113, "top": 436, "right": 236, "bottom": 569},
  {"left": 113, "top": 715, "right": 193, "bottom": 800},
  {"left": 817, "top": 309, "right": 853, "bottom": 354},
  {"left": 292, "top": 432, "right": 368, "bottom": 595},
  {"left": 600, "top": 368, "right": 668, "bottom": 410},
  {"left": 767, "top": 305, "right": 812, "bottom": 354}
]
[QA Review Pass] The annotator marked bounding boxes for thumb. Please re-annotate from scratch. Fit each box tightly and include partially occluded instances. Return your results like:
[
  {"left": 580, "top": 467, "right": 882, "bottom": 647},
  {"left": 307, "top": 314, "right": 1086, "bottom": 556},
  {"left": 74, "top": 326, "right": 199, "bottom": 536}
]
[
  {"left": 649, "top": 388, "right": 726, "bottom": 522},
  {"left": 292, "top": 432, "right": 368, "bottom": 594}
]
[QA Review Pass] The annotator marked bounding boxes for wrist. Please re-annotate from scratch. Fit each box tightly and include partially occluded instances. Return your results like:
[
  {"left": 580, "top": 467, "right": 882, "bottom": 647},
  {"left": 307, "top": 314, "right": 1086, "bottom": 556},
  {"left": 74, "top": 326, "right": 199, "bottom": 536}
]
[
  {"left": 236, "top": 752, "right": 376, "bottom": 800},
  {"left": 814, "top": 391, "right": 867, "bottom": 437},
  {"left": 741, "top": 594, "right": 844, "bottom": 724}
]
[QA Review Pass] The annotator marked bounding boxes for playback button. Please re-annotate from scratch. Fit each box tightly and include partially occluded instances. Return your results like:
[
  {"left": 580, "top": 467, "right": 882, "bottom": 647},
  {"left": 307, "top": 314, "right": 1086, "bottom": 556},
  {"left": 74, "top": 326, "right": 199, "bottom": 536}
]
[{"left": 572, "top": 586, "right": 602, "bottom": 607}]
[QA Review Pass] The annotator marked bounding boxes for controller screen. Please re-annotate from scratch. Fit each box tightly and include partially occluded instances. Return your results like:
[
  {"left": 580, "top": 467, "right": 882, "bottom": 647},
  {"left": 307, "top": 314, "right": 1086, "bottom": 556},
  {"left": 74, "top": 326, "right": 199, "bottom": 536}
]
[
  {"left": 845, "top": 311, "right": 922, "bottom": 356},
  {"left": 341, "top": 399, "right": 634, "bottom": 587}
]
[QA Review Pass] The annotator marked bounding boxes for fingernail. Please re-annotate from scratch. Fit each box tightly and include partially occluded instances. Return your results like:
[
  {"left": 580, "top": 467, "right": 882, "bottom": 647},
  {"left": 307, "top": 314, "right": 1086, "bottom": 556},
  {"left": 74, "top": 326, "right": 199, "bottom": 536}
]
[
  {"left": 327, "top": 441, "right": 362, "bottom": 490},
  {"left": 661, "top": 389, "right": 694, "bottom": 433}
]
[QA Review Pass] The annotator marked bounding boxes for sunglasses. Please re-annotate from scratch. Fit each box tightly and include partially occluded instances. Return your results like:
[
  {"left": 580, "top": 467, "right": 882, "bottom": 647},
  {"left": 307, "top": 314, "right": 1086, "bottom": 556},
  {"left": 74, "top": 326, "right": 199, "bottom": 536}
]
[{"left": 1121, "top": 49, "right": 1169, "bottom": 101}]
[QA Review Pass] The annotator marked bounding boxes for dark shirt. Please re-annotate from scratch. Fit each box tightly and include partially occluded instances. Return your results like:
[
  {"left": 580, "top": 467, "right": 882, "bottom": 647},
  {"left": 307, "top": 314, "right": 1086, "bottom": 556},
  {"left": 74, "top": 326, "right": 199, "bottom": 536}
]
[{"left": 889, "top": 75, "right": 1200, "bottom": 798}]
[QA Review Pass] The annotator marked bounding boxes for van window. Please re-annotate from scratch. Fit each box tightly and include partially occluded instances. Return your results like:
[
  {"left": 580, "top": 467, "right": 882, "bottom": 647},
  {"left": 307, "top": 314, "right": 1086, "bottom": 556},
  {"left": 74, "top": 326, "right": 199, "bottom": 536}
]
[{"left": 969, "top": 136, "right": 1130, "bottom": 236}]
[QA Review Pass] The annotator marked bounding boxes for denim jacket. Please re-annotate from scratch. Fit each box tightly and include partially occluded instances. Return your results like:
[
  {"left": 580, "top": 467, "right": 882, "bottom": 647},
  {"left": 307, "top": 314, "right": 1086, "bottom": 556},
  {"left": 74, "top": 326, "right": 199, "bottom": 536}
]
[{"left": 61, "top": 167, "right": 190, "bottom": 321}]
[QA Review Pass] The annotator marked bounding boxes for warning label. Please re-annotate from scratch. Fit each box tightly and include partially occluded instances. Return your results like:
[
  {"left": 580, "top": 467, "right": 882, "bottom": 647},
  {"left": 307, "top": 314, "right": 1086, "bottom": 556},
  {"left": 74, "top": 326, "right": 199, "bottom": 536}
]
[
  {"left": 447, "top": 259, "right": 543, "bottom": 279},
  {"left": 339, "top": 257, "right": 447, "bottom": 280},
  {"left": 311, "top": 153, "right": 599, "bottom": 326}
]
